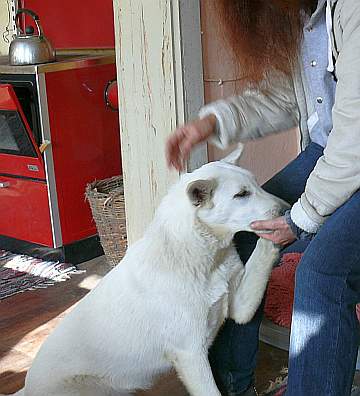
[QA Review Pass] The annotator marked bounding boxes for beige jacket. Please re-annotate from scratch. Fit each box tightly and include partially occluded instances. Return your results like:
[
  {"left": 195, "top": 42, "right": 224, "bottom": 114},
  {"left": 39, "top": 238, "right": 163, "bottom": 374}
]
[{"left": 199, "top": 0, "right": 360, "bottom": 233}]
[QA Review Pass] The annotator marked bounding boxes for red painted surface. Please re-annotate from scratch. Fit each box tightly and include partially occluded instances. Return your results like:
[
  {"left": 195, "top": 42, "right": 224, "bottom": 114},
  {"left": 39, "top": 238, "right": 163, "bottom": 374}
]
[
  {"left": 0, "top": 84, "right": 45, "bottom": 179},
  {"left": 0, "top": 85, "right": 19, "bottom": 110},
  {"left": 0, "top": 153, "right": 45, "bottom": 179},
  {"left": 0, "top": 175, "right": 53, "bottom": 246},
  {"left": 21, "top": 0, "right": 115, "bottom": 49},
  {"left": 45, "top": 63, "right": 121, "bottom": 244}
]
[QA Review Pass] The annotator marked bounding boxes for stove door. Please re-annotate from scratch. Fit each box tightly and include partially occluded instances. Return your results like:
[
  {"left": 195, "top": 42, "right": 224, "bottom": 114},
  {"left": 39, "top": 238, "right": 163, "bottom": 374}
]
[
  {"left": 0, "top": 84, "right": 46, "bottom": 180},
  {"left": 0, "top": 174, "right": 53, "bottom": 246}
]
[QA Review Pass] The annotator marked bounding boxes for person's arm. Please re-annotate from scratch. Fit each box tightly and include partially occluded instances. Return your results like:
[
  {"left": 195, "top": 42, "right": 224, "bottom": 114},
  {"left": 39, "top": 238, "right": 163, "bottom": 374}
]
[
  {"left": 199, "top": 73, "right": 299, "bottom": 148},
  {"left": 290, "top": 1, "right": 360, "bottom": 233},
  {"left": 166, "top": 73, "right": 299, "bottom": 170}
]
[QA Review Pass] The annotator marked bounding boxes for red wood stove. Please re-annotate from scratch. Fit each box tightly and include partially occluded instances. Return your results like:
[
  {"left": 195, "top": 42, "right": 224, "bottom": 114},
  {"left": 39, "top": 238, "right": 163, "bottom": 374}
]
[{"left": 0, "top": 52, "right": 121, "bottom": 263}]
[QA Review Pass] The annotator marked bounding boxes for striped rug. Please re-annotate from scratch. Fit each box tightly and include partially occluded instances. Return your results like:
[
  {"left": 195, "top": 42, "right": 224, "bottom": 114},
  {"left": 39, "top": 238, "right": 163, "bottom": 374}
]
[{"left": 0, "top": 250, "right": 84, "bottom": 300}]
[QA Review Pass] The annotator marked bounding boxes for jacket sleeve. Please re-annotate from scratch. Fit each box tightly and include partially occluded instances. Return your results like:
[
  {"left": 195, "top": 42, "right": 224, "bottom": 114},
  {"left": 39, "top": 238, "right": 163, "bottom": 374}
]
[
  {"left": 291, "top": 1, "right": 360, "bottom": 233},
  {"left": 198, "top": 74, "right": 299, "bottom": 148}
]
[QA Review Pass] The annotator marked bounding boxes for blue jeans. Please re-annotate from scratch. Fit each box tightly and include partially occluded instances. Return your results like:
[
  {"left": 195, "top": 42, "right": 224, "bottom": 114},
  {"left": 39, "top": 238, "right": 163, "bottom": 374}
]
[{"left": 209, "top": 142, "right": 360, "bottom": 396}]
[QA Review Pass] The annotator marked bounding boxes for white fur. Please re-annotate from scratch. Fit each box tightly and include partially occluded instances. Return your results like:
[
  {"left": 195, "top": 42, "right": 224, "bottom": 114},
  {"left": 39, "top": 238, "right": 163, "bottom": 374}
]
[{"left": 4, "top": 152, "right": 288, "bottom": 396}]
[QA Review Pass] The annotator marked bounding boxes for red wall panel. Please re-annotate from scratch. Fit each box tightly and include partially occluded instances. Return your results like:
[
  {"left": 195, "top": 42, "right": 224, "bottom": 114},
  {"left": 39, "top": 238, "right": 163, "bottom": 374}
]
[{"left": 21, "top": 0, "right": 115, "bottom": 49}]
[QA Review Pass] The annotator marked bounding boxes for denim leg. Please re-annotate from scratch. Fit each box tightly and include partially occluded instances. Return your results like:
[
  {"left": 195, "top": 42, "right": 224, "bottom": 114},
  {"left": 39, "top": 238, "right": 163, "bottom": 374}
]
[
  {"left": 209, "top": 142, "right": 324, "bottom": 395},
  {"left": 260, "top": 142, "right": 324, "bottom": 206},
  {"left": 287, "top": 189, "right": 360, "bottom": 396}
]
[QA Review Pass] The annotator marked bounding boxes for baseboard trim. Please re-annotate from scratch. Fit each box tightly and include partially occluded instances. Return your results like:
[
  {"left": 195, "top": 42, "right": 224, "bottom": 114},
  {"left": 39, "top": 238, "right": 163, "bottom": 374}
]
[{"left": 0, "top": 234, "right": 104, "bottom": 264}]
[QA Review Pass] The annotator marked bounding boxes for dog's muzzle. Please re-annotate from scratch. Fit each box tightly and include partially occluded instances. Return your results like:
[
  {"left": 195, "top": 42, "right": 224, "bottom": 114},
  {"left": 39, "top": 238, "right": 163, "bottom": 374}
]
[{"left": 267, "top": 205, "right": 288, "bottom": 218}]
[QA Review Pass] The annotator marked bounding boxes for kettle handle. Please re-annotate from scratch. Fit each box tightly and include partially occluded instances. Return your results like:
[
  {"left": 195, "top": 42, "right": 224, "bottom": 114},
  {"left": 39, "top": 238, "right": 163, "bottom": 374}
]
[{"left": 16, "top": 9, "right": 44, "bottom": 37}]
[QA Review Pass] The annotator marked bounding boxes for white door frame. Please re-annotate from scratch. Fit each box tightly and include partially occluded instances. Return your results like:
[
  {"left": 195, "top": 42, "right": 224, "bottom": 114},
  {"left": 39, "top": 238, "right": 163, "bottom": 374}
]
[{"left": 113, "top": 0, "right": 207, "bottom": 244}]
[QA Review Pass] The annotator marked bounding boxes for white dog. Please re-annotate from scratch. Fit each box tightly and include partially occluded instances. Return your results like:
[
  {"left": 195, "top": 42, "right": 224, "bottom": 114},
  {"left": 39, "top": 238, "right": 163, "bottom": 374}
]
[{"left": 5, "top": 146, "right": 288, "bottom": 396}]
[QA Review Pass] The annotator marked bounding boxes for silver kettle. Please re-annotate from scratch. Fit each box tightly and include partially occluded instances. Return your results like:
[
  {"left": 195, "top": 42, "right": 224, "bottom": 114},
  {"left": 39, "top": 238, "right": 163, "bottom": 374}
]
[{"left": 9, "top": 9, "right": 56, "bottom": 66}]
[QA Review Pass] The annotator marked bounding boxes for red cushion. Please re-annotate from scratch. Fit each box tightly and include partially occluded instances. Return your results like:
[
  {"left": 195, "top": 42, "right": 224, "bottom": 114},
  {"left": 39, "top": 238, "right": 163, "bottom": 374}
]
[
  {"left": 264, "top": 253, "right": 360, "bottom": 328},
  {"left": 264, "top": 253, "right": 302, "bottom": 329}
]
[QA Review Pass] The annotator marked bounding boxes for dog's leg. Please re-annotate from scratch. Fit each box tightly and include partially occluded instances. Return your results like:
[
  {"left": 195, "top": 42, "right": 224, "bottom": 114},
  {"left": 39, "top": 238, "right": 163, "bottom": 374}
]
[
  {"left": 229, "top": 238, "right": 280, "bottom": 324},
  {"left": 172, "top": 349, "right": 221, "bottom": 396}
]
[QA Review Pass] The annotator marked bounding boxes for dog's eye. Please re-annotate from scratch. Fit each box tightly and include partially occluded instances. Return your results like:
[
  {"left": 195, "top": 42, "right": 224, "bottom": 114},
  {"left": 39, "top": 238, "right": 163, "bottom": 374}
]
[{"left": 234, "top": 190, "right": 251, "bottom": 199}]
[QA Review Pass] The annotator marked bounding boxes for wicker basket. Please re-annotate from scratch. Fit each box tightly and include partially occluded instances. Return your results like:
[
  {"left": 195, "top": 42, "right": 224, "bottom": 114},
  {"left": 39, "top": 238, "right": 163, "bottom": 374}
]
[{"left": 86, "top": 176, "right": 127, "bottom": 267}]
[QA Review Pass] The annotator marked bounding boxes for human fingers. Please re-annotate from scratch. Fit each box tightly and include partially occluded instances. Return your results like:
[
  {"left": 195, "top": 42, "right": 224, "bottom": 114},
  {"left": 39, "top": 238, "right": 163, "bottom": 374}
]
[
  {"left": 166, "top": 116, "right": 216, "bottom": 170},
  {"left": 255, "top": 231, "right": 290, "bottom": 246},
  {"left": 178, "top": 125, "right": 204, "bottom": 162},
  {"left": 255, "top": 228, "right": 296, "bottom": 246},
  {"left": 167, "top": 124, "right": 205, "bottom": 170},
  {"left": 166, "top": 128, "right": 187, "bottom": 170},
  {"left": 250, "top": 217, "right": 284, "bottom": 231}
]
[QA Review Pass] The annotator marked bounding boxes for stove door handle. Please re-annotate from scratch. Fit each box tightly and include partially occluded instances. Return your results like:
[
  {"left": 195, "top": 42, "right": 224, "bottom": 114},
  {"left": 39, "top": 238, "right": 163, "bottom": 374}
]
[
  {"left": 0, "top": 181, "right": 10, "bottom": 188},
  {"left": 39, "top": 140, "right": 51, "bottom": 153}
]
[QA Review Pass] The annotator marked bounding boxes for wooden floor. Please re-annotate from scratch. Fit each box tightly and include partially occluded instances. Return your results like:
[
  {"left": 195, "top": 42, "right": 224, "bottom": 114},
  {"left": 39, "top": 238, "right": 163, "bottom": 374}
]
[{"left": 0, "top": 255, "right": 288, "bottom": 395}]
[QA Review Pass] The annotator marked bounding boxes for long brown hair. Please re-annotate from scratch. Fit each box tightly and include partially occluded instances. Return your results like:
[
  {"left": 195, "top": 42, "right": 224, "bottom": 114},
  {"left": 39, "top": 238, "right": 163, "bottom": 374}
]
[{"left": 215, "top": 0, "right": 317, "bottom": 85}]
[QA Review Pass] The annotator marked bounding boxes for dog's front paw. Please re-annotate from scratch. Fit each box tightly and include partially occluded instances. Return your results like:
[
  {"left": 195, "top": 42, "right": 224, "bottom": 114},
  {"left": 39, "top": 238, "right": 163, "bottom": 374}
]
[{"left": 232, "top": 308, "right": 258, "bottom": 325}]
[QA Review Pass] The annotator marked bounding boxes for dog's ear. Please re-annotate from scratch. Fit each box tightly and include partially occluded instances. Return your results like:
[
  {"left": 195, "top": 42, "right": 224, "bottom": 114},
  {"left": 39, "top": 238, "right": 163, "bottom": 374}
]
[
  {"left": 186, "top": 179, "right": 217, "bottom": 207},
  {"left": 221, "top": 143, "right": 244, "bottom": 166}
]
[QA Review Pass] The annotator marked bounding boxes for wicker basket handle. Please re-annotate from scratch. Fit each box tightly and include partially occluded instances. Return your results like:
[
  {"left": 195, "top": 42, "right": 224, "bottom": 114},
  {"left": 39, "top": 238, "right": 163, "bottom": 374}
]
[{"left": 103, "top": 189, "right": 123, "bottom": 208}]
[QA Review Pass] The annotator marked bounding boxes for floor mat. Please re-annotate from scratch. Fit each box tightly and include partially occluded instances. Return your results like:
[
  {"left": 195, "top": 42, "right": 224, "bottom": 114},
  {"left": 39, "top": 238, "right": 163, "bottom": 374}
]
[{"left": 0, "top": 250, "right": 84, "bottom": 300}]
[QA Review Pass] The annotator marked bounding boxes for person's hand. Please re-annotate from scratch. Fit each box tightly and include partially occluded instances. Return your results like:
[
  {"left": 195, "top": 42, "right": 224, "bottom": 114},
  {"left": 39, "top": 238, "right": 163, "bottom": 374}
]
[
  {"left": 251, "top": 216, "right": 296, "bottom": 246},
  {"left": 166, "top": 114, "right": 217, "bottom": 171}
]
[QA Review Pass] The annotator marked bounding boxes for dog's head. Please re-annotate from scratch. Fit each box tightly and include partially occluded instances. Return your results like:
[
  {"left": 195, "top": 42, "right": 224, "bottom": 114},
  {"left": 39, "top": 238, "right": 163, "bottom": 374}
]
[{"left": 182, "top": 144, "right": 289, "bottom": 236}]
